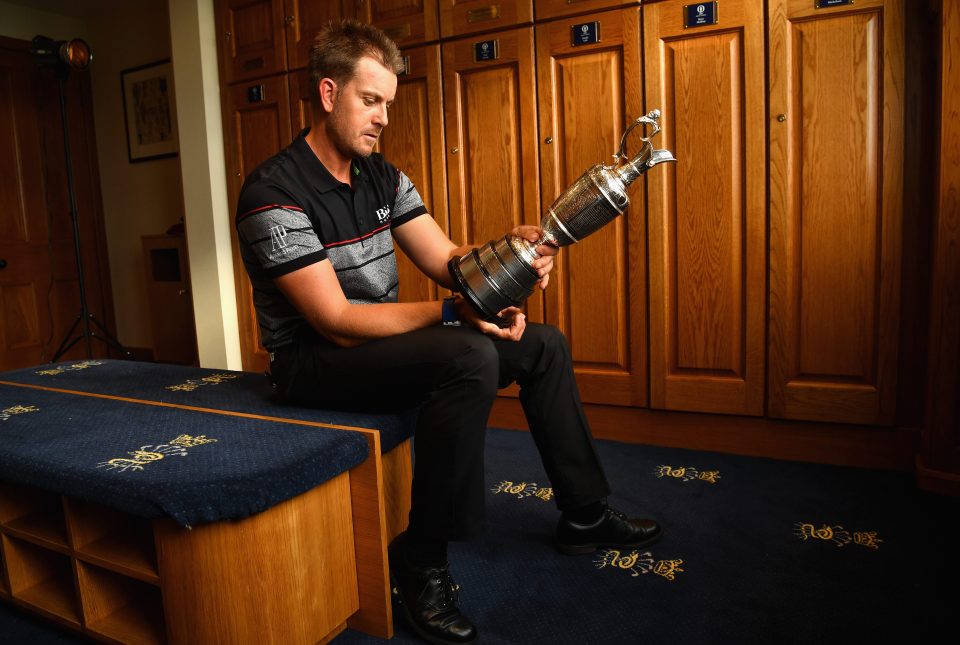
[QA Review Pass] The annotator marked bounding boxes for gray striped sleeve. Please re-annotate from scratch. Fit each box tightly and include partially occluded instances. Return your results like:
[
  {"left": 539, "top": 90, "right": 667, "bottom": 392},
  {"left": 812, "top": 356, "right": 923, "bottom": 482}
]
[
  {"left": 394, "top": 170, "right": 427, "bottom": 221},
  {"left": 237, "top": 207, "right": 325, "bottom": 277}
]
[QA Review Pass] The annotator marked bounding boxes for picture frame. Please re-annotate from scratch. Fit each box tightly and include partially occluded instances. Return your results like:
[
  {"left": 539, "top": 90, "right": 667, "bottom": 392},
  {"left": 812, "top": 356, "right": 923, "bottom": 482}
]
[{"left": 121, "top": 60, "right": 179, "bottom": 163}]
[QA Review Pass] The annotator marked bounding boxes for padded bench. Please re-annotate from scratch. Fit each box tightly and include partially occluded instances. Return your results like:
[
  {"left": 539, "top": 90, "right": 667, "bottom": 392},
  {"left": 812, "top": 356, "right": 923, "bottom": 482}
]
[{"left": 0, "top": 359, "right": 417, "bottom": 644}]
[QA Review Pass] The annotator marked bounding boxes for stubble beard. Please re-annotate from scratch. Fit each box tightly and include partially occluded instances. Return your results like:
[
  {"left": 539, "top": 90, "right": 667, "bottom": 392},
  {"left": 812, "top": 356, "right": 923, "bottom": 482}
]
[{"left": 328, "top": 99, "right": 377, "bottom": 160}]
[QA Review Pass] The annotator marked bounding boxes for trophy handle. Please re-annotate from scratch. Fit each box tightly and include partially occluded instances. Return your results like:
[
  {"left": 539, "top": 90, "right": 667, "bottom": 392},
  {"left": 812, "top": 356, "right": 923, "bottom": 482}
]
[{"left": 613, "top": 109, "right": 662, "bottom": 165}]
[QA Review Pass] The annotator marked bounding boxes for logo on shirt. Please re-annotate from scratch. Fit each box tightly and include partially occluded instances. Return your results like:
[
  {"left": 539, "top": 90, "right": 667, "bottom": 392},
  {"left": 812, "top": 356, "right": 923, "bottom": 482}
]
[
  {"left": 375, "top": 205, "right": 391, "bottom": 223},
  {"left": 269, "top": 224, "right": 289, "bottom": 252}
]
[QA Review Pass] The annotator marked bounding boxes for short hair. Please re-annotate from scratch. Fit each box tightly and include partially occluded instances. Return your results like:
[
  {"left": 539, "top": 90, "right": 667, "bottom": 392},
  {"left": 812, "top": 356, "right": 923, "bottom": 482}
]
[{"left": 309, "top": 19, "right": 404, "bottom": 106}]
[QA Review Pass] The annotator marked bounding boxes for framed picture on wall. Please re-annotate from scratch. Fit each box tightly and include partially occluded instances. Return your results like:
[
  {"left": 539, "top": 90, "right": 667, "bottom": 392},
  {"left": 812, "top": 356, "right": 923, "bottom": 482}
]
[{"left": 121, "top": 59, "right": 179, "bottom": 163}]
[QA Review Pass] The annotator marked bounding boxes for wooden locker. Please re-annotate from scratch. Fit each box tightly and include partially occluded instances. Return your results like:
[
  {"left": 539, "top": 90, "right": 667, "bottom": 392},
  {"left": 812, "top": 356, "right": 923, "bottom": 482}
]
[
  {"left": 379, "top": 44, "right": 449, "bottom": 303},
  {"left": 223, "top": 75, "right": 293, "bottom": 373},
  {"left": 767, "top": 0, "right": 904, "bottom": 424},
  {"left": 535, "top": 7, "right": 646, "bottom": 406},
  {"left": 441, "top": 26, "right": 543, "bottom": 322},
  {"left": 216, "top": 0, "right": 288, "bottom": 83},
  {"left": 439, "top": 0, "right": 533, "bottom": 39},
  {"left": 284, "top": 0, "right": 356, "bottom": 71},
  {"left": 356, "top": 0, "right": 441, "bottom": 47},
  {"left": 644, "top": 0, "right": 767, "bottom": 415}
]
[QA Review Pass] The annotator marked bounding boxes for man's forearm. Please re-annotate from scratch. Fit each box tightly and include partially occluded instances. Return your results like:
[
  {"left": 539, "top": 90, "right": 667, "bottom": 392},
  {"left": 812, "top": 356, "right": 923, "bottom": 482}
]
[
  {"left": 435, "top": 244, "right": 476, "bottom": 290},
  {"left": 314, "top": 300, "right": 444, "bottom": 347}
]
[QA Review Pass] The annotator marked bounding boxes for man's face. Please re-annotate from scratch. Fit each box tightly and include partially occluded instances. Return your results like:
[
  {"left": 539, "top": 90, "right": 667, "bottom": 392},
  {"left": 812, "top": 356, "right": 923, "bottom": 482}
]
[{"left": 326, "top": 56, "right": 397, "bottom": 160}]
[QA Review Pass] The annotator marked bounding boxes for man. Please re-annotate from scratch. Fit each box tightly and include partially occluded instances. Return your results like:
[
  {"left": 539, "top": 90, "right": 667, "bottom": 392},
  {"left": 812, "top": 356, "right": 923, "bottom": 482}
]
[{"left": 236, "top": 19, "right": 661, "bottom": 645}]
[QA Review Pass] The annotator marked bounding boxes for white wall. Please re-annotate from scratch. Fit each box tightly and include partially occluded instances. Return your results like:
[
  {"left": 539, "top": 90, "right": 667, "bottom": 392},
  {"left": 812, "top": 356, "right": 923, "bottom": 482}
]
[{"left": 86, "top": 0, "right": 184, "bottom": 350}]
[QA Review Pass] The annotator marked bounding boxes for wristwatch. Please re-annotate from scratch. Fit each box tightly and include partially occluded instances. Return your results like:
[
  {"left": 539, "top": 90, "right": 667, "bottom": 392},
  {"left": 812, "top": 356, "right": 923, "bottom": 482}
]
[{"left": 442, "top": 296, "right": 461, "bottom": 326}]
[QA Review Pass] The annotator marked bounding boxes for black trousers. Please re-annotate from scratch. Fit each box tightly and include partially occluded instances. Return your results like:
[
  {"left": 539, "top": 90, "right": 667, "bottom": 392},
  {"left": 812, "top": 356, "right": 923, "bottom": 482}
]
[{"left": 270, "top": 323, "right": 611, "bottom": 540}]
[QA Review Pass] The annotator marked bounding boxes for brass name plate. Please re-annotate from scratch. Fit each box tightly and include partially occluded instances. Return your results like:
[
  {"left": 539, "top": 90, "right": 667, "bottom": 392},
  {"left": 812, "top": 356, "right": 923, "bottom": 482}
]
[
  {"left": 467, "top": 5, "right": 501, "bottom": 23},
  {"left": 384, "top": 24, "right": 412, "bottom": 41}
]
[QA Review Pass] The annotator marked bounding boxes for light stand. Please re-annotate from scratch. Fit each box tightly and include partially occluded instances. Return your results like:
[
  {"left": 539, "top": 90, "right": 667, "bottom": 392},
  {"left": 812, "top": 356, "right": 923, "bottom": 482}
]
[{"left": 31, "top": 36, "right": 130, "bottom": 361}]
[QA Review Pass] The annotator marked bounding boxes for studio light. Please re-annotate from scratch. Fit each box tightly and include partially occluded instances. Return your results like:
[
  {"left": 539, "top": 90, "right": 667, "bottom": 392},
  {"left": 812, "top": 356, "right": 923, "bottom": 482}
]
[
  {"left": 30, "top": 36, "right": 92, "bottom": 72},
  {"left": 28, "top": 34, "right": 128, "bottom": 361}
]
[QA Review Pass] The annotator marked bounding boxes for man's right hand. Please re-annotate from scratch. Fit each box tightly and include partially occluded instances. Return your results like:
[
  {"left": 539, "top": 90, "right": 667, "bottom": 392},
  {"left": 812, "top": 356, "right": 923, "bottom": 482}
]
[{"left": 454, "top": 297, "right": 526, "bottom": 341}]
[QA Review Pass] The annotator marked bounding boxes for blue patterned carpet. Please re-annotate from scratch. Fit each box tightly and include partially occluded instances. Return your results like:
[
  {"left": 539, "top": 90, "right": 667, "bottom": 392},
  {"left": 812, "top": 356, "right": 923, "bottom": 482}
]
[{"left": 3, "top": 426, "right": 956, "bottom": 644}]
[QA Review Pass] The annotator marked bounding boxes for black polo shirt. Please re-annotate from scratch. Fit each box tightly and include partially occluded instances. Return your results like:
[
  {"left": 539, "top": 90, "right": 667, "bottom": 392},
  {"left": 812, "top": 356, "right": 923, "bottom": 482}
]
[{"left": 236, "top": 129, "right": 428, "bottom": 350}]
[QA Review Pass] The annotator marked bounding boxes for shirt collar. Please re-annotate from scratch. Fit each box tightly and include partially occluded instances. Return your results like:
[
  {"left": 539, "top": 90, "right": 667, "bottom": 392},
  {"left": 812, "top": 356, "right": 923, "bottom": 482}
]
[{"left": 293, "top": 128, "right": 368, "bottom": 193}]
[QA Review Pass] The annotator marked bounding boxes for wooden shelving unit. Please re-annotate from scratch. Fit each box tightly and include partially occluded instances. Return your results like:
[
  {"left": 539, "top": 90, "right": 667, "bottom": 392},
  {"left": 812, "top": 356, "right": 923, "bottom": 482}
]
[
  {"left": 0, "top": 475, "right": 360, "bottom": 643},
  {"left": 77, "top": 561, "right": 166, "bottom": 644}
]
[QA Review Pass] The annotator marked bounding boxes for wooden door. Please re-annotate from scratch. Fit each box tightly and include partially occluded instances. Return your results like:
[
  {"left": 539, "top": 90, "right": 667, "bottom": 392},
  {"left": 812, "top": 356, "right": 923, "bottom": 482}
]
[
  {"left": 284, "top": 0, "right": 355, "bottom": 71},
  {"left": 768, "top": 0, "right": 904, "bottom": 424},
  {"left": 535, "top": 8, "right": 645, "bottom": 406},
  {"left": 215, "top": 0, "right": 288, "bottom": 83},
  {"left": 0, "top": 37, "right": 114, "bottom": 369},
  {"left": 379, "top": 44, "right": 448, "bottom": 303},
  {"left": 142, "top": 235, "right": 198, "bottom": 365},
  {"left": 356, "top": 0, "right": 441, "bottom": 48},
  {"left": 224, "top": 75, "right": 293, "bottom": 373},
  {"left": 442, "top": 27, "right": 542, "bottom": 322},
  {"left": 535, "top": 0, "right": 639, "bottom": 22},
  {"left": 644, "top": 0, "right": 766, "bottom": 415},
  {"left": 439, "top": 0, "right": 534, "bottom": 38}
]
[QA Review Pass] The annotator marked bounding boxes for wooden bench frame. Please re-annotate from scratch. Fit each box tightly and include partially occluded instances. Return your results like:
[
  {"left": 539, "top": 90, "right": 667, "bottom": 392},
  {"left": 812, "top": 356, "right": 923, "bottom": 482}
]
[{"left": 0, "top": 379, "right": 412, "bottom": 643}]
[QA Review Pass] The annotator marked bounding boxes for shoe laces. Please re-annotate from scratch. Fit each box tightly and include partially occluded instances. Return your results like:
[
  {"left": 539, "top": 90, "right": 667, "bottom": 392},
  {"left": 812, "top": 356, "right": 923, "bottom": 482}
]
[
  {"left": 432, "top": 569, "right": 461, "bottom": 610},
  {"left": 606, "top": 506, "right": 628, "bottom": 522}
]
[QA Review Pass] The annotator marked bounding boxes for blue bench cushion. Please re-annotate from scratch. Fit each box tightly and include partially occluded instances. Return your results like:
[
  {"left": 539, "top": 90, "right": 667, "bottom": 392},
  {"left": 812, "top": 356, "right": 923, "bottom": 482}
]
[
  {"left": 0, "top": 359, "right": 416, "bottom": 452},
  {"left": 0, "top": 383, "right": 368, "bottom": 527}
]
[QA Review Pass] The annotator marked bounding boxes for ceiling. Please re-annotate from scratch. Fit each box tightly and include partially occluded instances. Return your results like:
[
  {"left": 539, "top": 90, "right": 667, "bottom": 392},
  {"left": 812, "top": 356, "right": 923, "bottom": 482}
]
[{"left": 4, "top": 0, "right": 133, "bottom": 18}]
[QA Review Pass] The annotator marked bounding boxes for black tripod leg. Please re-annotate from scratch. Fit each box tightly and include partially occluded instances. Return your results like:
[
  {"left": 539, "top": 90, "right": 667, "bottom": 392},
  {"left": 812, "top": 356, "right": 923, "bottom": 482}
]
[
  {"left": 87, "top": 314, "right": 131, "bottom": 357},
  {"left": 51, "top": 315, "right": 82, "bottom": 362}
]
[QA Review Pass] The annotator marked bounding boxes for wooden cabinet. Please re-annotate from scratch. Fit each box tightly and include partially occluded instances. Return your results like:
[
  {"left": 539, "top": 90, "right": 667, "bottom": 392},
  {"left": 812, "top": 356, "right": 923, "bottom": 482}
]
[
  {"left": 536, "top": 7, "right": 646, "bottom": 406},
  {"left": 380, "top": 43, "right": 449, "bottom": 303},
  {"left": 357, "top": 0, "right": 441, "bottom": 48},
  {"left": 534, "top": 0, "right": 638, "bottom": 21},
  {"left": 643, "top": 0, "right": 766, "bottom": 415},
  {"left": 223, "top": 75, "right": 292, "bottom": 373},
  {"left": 212, "top": 0, "right": 912, "bottom": 427},
  {"left": 215, "top": 0, "right": 288, "bottom": 83},
  {"left": 439, "top": 0, "right": 533, "bottom": 38},
  {"left": 0, "top": 476, "right": 356, "bottom": 643},
  {"left": 442, "top": 26, "right": 543, "bottom": 322},
  {"left": 284, "top": 0, "right": 356, "bottom": 71},
  {"left": 142, "top": 235, "right": 198, "bottom": 365},
  {"left": 767, "top": 0, "right": 904, "bottom": 424},
  {"left": 0, "top": 482, "right": 165, "bottom": 641}
]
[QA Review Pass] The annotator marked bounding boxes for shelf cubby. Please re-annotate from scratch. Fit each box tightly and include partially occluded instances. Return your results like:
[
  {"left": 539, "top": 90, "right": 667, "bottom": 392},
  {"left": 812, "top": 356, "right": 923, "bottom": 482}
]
[
  {"left": 0, "top": 482, "right": 69, "bottom": 550},
  {"left": 65, "top": 499, "right": 159, "bottom": 584},
  {"left": 2, "top": 534, "right": 80, "bottom": 626},
  {"left": 76, "top": 561, "right": 166, "bottom": 645}
]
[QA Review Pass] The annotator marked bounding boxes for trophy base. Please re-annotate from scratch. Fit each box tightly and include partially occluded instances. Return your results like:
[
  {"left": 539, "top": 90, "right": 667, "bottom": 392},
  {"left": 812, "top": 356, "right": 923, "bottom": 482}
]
[{"left": 448, "top": 236, "right": 541, "bottom": 327}]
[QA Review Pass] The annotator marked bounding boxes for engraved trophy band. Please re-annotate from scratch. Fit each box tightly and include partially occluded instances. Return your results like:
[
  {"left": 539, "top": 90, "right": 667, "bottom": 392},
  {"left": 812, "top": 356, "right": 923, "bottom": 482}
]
[{"left": 448, "top": 109, "right": 677, "bottom": 324}]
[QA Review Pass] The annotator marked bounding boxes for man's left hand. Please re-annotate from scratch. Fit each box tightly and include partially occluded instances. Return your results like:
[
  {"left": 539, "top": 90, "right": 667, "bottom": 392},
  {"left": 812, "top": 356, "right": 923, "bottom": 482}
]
[{"left": 512, "top": 225, "right": 557, "bottom": 290}]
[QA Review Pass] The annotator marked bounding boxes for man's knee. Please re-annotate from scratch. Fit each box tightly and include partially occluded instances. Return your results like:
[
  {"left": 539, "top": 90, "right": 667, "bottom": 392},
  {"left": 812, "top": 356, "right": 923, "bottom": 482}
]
[
  {"left": 435, "top": 329, "right": 499, "bottom": 392},
  {"left": 525, "top": 323, "right": 571, "bottom": 359}
]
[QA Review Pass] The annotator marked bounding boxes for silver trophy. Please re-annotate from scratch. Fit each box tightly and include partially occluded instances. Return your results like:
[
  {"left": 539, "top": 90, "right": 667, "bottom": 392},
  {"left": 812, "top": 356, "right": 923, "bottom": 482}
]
[{"left": 448, "top": 109, "right": 677, "bottom": 323}]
